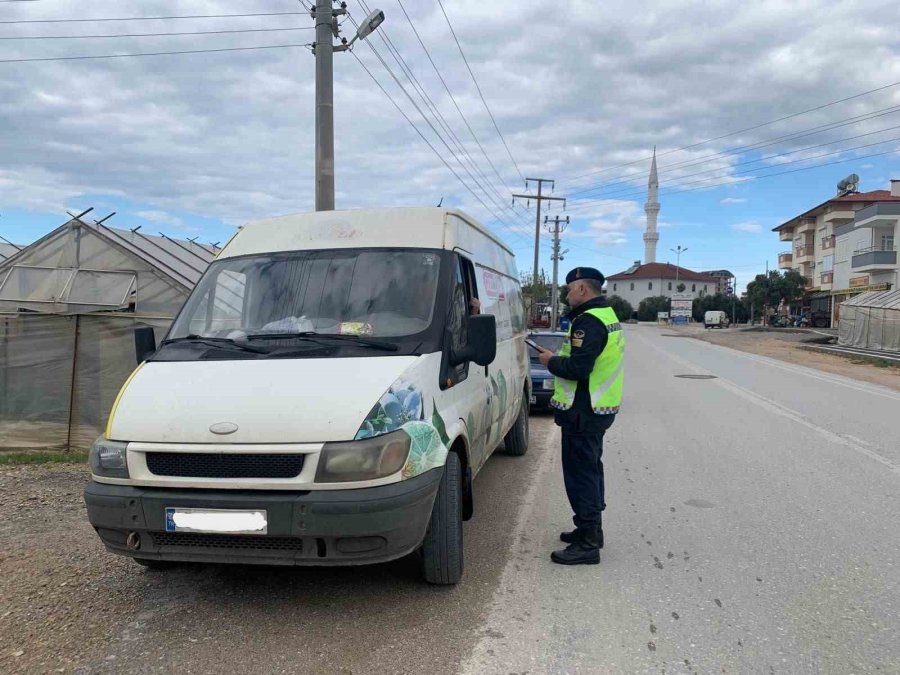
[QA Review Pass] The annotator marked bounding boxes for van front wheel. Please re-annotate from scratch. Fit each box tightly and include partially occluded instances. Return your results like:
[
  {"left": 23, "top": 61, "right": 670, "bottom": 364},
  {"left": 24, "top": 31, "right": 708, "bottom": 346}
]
[
  {"left": 503, "top": 391, "right": 529, "bottom": 456},
  {"left": 421, "top": 451, "right": 464, "bottom": 585}
]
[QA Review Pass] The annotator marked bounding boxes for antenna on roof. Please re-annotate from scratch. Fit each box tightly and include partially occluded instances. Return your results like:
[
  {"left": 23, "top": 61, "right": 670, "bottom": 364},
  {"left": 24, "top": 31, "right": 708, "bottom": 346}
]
[
  {"left": 130, "top": 225, "right": 142, "bottom": 233},
  {"left": 94, "top": 212, "right": 116, "bottom": 225},
  {"left": 210, "top": 242, "right": 221, "bottom": 249},
  {"left": 437, "top": 196, "right": 443, "bottom": 207},
  {"left": 188, "top": 236, "right": 199, "bottom": 243}
]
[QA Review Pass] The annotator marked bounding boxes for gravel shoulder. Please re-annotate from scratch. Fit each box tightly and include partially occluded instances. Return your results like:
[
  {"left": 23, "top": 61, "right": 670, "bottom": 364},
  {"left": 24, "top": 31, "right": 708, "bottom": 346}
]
[{"left": 669, "top": 325, "right": 900, "bottom": 392}]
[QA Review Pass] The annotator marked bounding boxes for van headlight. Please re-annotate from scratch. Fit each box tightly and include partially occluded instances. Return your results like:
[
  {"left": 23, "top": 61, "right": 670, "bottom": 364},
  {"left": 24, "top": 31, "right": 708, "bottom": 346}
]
[
  {"left": 315, "top": 431, "right": 410, "bottom": 483},
  {"left": 89, "top": 437, "right": 129, "bottom": 479}
]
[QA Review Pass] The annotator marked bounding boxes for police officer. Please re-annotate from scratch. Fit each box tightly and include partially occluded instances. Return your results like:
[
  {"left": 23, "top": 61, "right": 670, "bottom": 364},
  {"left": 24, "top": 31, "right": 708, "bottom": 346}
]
[{"left": 536, "top": 267, "right": 624, "bottom": 565}]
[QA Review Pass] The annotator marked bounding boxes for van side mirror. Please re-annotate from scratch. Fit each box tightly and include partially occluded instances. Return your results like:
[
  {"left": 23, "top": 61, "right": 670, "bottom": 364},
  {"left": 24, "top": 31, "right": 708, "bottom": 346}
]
[
  {"left": 134, "top": 326, "right": 157, "bottom": 363},
  {"left": 450, "top": 314, "right": 496, "bottom": 367}
]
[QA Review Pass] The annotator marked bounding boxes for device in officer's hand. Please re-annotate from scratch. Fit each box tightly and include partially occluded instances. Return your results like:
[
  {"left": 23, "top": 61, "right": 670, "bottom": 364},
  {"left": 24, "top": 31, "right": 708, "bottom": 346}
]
[{"left": 524, "top": 338, "right": 542, "bottom": 351}]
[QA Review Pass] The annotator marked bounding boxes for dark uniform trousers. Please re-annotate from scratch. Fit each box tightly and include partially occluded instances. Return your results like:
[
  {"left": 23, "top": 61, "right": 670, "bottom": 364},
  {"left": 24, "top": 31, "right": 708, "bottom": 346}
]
[{"left": 561, "top": 413, "right": 616, "bottom": 538}]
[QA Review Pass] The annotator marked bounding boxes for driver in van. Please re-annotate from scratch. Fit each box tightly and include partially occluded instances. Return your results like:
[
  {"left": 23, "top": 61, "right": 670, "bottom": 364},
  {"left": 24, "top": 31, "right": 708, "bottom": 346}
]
[{"left": 534, "top": 267, "right": 624, "bottom": 566}]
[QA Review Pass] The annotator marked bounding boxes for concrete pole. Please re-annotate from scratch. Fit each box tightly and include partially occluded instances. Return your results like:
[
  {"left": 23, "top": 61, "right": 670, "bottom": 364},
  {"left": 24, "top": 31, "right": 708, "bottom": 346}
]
[
  {"left": 315, "top": 0, "right": 335, "bottom": 211},
  {"left": 532, "top": 180, "right": 543, "bottom": 322}
]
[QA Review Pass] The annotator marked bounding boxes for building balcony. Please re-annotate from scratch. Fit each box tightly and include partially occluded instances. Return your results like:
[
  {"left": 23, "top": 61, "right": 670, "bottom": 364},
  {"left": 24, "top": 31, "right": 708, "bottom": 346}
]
[
  {"left": 823, "top": 208, "right": 854, "bottom": 223},
  {"left": 820, "top": 271, "right": 834, "bottom": 286},
  {"left": 821, "top": 235, "right": 836, "bottom": 250},
  {"left": 794, "top": 245, "right": 815, "bottom": 263},
  {"left": 854, "top": 202, "right": 900, "bottom": 229},
  {"left": 851, "top": 246, "right": 897, "bottom": 272},
  {"left": 778, "top": 251, "right": 793, "bottom": 269},
  {"left": 778, "top": 228, "right": 795, "bottom": 242},
  {"left": 796, "top": 219, "right": 817, "bottom": 234}
]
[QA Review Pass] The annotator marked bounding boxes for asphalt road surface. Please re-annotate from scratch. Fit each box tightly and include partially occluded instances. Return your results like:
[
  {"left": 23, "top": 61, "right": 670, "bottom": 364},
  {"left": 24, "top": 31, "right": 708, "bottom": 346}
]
[{"left": 3, "top": 325, "right": 898, "bottom": 674}]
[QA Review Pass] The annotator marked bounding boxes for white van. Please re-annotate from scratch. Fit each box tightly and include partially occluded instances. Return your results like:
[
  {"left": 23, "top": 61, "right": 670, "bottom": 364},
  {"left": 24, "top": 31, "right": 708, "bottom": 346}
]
[
  {"left": 84, "top": 208, "right": 530, "bottom": 584},
  {"left": 704, "top": 310, "right": 730, "bottom": 329}
]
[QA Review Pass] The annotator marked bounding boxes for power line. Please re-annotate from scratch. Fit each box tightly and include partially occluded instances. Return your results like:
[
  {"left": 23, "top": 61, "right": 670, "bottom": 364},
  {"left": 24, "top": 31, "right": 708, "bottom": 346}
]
[
  {"left": 397, "top": 0, "right": 515, "bottom": 199},
  {"left": 570, "top": 125, "right": 900, "bottom": 203},
  {"left": 0, "top": 27, "right": 314, "bottom": 40},
  {"left": 566, "top": 145, "right": 900, "bottom": 213},
  {"left": 348, "top": 47, "right": 530, "bottom": 247},
  {"left": 0, "top": 43, "right": 307, "bottom": 64},
  {"left": 353, "top": 1, "right": 513, "bottom": 221},
  {"left": 567, "top": 103, "right": 900, "bottom": 197},
  {"left": 435, "top": 0, "right": 525, "bottom": 183},
  {"left": 0, "top": 12, "right": 307, "bottom": 24},
  {"left": 346, "top": 10, "right": 535, "bottom": 249},
  {"left": 561, "top": 78, "right": 900, "bottom": 185}
]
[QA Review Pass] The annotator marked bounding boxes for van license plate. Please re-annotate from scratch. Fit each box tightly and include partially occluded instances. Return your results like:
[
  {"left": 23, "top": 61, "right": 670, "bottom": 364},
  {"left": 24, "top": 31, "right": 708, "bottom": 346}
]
[
  {"left": 529, "top": 395, "right": 536, "bottom": 405},
  {"left": 165, "top": 508, "right": 267, "bottom": 535}
]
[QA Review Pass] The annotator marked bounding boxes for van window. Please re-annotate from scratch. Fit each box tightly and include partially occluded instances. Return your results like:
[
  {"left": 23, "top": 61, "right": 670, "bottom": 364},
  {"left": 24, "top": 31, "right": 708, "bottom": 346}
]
[
  {"left": 170, "top": 249, "right": 442, "bottom": 340},
  {"left": 445, "top": 256, "right": 473, "bottom": 385}
]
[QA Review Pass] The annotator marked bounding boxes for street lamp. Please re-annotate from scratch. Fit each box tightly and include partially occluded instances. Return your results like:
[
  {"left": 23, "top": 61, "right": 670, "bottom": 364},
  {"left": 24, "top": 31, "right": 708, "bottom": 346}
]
[{"left": 670, "top": 245, "right": 688, "bottom": 287}]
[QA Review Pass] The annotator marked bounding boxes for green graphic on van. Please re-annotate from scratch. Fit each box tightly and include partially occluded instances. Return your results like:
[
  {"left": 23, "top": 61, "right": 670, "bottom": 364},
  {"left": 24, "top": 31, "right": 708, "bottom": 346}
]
[
  {"left": 431, "top": 398, "right": 451, "bottom": 446},
  {"left": 401, "top": 421, "right": 449, "bottom": 479},
  {"left": 355, "top": 383, "right": 424, "bottom": 440}
]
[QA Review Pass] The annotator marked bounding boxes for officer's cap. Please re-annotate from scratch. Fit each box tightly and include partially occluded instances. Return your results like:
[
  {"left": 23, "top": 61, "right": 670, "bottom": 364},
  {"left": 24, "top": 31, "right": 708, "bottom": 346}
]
[{"left": 565, "top": 267, "right": 605, "bottom": 286}]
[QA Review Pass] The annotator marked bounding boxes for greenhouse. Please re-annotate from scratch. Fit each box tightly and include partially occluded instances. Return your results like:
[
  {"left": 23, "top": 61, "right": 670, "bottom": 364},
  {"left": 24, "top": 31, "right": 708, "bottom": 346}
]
[
  {"left": 837, "top": 289, "right": 900, "bottom": 353},
  {"left": 0, "top": 215, "right": 216, "bottom": 451}
]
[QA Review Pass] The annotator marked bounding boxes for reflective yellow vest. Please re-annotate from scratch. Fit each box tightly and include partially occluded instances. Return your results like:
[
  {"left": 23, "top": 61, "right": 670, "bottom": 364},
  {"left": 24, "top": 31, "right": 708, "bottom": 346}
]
[{"left": 551, "top": 306, "right": 624, "bottom": 415}]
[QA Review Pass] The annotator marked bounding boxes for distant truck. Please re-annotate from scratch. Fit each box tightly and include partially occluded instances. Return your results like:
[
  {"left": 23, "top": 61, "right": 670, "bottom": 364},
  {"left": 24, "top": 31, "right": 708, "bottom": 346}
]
[{"left": 704, "top": 310, "right": 730, "bottom": 329}]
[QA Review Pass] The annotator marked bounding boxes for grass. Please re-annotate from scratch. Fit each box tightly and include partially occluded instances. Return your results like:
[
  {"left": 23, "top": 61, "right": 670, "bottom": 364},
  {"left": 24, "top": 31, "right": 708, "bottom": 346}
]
[{"left": 0, "top": 451, "right": 89, "bottom": 466}]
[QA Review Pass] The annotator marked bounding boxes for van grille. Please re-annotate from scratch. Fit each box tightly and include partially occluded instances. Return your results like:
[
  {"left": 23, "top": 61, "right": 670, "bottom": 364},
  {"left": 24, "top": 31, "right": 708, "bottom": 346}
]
[
  {"left": 152, "top": 532, "right": 304, "bottom": 551},
  {"left": 146, "top": 452, "right": 304, "bottom": 478}
]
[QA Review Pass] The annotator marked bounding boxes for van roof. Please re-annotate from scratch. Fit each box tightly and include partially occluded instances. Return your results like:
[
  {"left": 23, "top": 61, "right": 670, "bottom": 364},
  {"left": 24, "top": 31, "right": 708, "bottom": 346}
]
[{"left": 220, "top": 207, "right": 514, "bottom": 259}]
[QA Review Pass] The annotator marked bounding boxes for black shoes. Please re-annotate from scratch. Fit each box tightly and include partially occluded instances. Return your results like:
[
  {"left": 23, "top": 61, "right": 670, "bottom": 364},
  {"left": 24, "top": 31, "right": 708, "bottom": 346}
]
[
  {"left": 560, "top": 527, "right": 604, "bottom": 548},
  {"left": 550, "top": 542, "right": 600, "bottom": 565}
]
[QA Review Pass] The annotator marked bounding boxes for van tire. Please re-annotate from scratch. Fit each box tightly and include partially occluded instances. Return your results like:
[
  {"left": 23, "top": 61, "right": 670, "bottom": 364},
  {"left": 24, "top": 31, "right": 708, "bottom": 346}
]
[
  {"left": 503, "top": 392, "right": 529, "bottom": 456},
  {"left": 422, "top": 451, "right": 464, "bottom": 585}
]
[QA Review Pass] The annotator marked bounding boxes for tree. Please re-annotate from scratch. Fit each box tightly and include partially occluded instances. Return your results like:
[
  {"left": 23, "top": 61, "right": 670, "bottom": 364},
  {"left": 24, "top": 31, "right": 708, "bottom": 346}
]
[
  {"left": 637, "top": 295, "right": 672, "bottom": 322},
  {"left": 746, "top": 270, "right": 806, "bottom": 315},
  {"left": 607, "top": 295, "right": 634, "bottom": 322},
  {"left": 692, "top": 293, "right": 749, "bottom": 323}
]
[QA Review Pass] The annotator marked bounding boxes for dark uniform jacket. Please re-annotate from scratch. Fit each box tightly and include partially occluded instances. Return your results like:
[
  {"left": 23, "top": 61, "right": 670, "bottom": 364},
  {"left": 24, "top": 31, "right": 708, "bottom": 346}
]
[{"left": 546, "top": 296, "right": 613, "bottom": 434}]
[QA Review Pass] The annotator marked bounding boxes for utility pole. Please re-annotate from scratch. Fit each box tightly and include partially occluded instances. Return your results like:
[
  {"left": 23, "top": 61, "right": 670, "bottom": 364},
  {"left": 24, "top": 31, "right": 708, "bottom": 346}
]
[
  {"left": 513, "top": 178, "right": 565, "bottom": 324},
  {"left": 732, "top": 273, "right": 737, "bottom": 324},
  {"left": 545, "top": 215, "right": 569, "bottom": 331},
  {"left": 311, "top": 2, "right": 384, "bottom": 211}
]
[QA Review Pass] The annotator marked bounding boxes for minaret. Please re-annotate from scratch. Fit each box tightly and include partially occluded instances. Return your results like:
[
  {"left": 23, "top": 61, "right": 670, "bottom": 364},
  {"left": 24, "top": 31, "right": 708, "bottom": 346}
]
[{"left": 643, "top": 147, "right": 660, "bottom": 264}]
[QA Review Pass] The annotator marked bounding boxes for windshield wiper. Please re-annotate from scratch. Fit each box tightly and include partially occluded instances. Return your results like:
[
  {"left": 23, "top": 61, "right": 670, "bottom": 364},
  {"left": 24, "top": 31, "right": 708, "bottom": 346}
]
[
  {"left": 161, "top": 335, "right": 270, "bottom": 354},
  {"left": 246, "top": 331, "right": 399, "bottom": 352}
]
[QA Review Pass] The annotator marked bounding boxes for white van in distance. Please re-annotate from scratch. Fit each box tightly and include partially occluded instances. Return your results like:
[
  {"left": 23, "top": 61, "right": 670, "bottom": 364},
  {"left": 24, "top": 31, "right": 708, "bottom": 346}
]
[
  {"left": 704, "top": 310, "right": 731, "bottom": 329},
  {"left": 84, "top": 208, "right": 531, "bottom": 584}
]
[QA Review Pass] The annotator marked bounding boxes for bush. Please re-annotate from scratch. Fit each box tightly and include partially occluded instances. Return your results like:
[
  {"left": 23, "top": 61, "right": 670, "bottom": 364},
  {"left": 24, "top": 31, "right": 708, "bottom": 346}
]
[
  {"left": 606, "top": 295, "right": 634, "bottom": 322},
  {"left": 637, "top": 295, "right": 672, "bottom": 322}
]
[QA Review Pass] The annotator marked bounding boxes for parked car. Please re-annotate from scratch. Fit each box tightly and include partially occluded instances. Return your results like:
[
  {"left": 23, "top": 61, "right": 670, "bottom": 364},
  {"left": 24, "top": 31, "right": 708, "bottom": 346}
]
[
  {"left": 704, "top": 310, "right": 731, "bottom": 329},
  {"left": 526, "top": 331, "right": 567, "bottom": 410}
]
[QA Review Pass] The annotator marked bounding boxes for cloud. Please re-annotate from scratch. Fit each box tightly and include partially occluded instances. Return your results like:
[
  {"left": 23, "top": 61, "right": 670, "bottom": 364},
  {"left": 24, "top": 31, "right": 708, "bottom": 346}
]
[
  {"left": 132, "top": 210, "right": 199, "bottom": 234},
  {"left": 1, "top": 0, "right": 899, "bottom": 248},
  {"left": 720, "top": 197, "right": 748, "bottom": 205},
  {"left": 731, "top": 221, "right": 763, "bottom": 233}
]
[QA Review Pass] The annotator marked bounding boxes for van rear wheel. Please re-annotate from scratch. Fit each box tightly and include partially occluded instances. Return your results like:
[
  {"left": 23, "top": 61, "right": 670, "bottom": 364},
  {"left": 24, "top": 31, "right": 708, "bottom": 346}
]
[
  {"left": 421, "top": 451, "right": 464, "bottom": 585},
  {"left": 503, "top": 391, "right": 529, "bottom": 456}
]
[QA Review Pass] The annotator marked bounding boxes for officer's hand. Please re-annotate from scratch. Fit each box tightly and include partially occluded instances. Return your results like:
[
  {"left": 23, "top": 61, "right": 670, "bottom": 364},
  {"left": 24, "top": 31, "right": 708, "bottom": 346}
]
[{"left": 537, "top": 346, "right": 553, "bottom": 367}]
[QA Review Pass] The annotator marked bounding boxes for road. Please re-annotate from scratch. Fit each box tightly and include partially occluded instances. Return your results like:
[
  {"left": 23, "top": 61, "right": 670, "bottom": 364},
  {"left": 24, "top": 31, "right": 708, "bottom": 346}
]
[{"left": 2, "top": 325, "right": 898, "bottom": 674}]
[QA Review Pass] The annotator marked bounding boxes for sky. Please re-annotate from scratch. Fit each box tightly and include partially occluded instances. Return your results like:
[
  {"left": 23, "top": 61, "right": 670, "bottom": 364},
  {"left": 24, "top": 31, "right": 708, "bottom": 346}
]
[{"left": 1, "top": 0, "right": 899, "bottom": 294}]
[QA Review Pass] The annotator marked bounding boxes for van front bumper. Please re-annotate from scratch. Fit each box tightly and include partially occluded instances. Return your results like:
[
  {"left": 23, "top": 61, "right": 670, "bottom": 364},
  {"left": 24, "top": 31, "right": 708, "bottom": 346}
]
[{"left": 84, "top": 468, "right": 442, "bottom": 567}]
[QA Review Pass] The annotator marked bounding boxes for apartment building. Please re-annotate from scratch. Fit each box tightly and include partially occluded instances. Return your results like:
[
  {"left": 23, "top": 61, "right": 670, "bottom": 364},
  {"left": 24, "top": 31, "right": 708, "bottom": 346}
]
[{"left": 772, "top": 180, "right": 900, "bottom": 324}]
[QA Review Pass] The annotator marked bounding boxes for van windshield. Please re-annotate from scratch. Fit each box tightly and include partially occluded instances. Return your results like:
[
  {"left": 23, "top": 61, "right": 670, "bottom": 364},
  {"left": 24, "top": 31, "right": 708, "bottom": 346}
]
[{"left": 168, "top": 249, "right": 442, "bottom": 342}]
